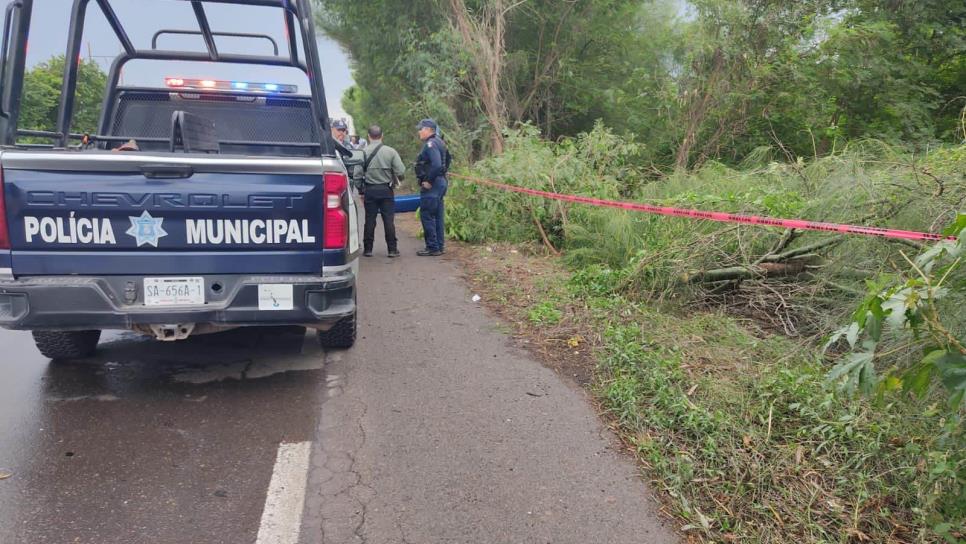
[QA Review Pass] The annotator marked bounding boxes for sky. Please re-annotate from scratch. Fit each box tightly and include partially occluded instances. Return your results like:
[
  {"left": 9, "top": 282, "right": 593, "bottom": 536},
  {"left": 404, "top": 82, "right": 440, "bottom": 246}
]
[{"left": 25, "top": 0, "right": 355, "bottom": 121}]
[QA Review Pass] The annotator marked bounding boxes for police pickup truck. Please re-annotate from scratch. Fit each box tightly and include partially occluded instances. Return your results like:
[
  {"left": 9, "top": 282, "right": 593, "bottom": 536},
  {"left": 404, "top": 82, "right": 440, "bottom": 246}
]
[{"left": 0, "top": 0, "right": 359, "bottom": 358}]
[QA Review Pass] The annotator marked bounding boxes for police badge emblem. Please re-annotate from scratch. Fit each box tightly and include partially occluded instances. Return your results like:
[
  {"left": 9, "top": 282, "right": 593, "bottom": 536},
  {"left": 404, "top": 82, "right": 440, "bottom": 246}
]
[{"left": 126, "top": 210, "right": 168, "bottom": 247}]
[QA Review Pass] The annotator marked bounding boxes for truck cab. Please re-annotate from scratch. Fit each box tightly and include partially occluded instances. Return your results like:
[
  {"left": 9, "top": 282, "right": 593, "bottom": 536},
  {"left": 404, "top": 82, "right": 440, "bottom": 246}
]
[{"left": 0, "top": 0, "right": 359, "bottom": 358}]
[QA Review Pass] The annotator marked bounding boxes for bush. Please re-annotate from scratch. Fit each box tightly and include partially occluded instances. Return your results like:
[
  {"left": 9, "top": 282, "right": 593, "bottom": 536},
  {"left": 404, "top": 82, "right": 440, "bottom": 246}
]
[
  {"left": 447, "top": 124, "right": 966, "bottom": 541},
  {"left": 596, "top": 306, "right": 963, "bottom": 542},
  {"left": 449, "top": 126, "right": 965, "bottom": 340}
]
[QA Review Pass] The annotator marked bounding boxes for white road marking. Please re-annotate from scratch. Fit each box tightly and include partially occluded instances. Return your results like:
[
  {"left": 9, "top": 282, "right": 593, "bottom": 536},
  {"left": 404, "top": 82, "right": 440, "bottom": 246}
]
[{"left": 256, "top": 441, "right": 313, "bottom": 544}]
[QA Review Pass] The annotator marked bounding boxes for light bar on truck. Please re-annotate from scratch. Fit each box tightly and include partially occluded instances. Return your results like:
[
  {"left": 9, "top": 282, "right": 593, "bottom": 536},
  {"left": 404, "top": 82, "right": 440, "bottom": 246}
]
[{"left": 164, "top": 77, "right": 297, "bottom": 94}]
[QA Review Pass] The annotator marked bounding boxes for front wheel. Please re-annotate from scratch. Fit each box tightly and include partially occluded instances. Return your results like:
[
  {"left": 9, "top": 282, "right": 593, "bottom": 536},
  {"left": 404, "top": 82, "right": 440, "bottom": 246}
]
[
  {"left": 32, "top": 330, "right": 102, "bottom": 359},
  {"left": 317, "top": 312, "right": 356, "bottom": 349}
]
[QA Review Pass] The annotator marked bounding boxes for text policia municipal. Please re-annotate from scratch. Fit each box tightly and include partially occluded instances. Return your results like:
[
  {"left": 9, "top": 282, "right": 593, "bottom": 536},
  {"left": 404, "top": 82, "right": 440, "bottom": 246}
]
[{"left": 22, "top": 214, "right": 316, "bottom": 246}]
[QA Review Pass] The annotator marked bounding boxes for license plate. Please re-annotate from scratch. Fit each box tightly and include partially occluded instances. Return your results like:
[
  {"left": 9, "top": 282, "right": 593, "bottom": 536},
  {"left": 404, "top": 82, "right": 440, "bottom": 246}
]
[
  {"left": 143, "top": 277, "right": 205, "bottom": 307},
  {"left": 258, "top": 284, "right": 294, "bottom": 311}
]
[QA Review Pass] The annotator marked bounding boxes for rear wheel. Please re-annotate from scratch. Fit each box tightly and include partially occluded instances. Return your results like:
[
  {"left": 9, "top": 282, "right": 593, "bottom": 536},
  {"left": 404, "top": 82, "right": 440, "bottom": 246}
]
[
  {"left": 317, "top": 312, "right": 356, "bottom": 349},
  {"left": 32, "top": 330, "right": 101, "bottom": 359}
]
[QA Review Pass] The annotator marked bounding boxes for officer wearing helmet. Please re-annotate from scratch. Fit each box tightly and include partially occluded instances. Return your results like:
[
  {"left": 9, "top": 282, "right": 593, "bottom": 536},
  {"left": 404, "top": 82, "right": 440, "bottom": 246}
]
[{"left": 413, "top": 119, "right": 450, "bottom": 256}]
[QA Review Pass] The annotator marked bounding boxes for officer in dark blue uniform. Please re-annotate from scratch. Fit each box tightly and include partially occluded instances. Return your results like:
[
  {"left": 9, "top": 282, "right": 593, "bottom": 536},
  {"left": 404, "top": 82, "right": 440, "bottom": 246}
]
[{"left": 414, "top": 119, "right": 449, "bottom": 256}]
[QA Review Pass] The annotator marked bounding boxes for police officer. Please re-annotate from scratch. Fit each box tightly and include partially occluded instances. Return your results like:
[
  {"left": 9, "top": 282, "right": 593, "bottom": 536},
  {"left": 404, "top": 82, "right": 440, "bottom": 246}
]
[
  {"left": 331, "top": 119, "right": 350, "bottom": 147},
  {"left": 414, "top": 119, "right": 449, "bottom": 256},
  {"left": 329, "top": 119, "right": 352, "bottom": 158},
  {"left": 356, "top": 125, "right": 405, "bottom": 258}
]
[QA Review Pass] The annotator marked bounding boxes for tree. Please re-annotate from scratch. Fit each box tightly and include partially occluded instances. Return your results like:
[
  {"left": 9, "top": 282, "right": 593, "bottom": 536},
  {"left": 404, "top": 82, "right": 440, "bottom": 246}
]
[
  {"left": 318, "top": 0, "right": 965, "bottom": 169},
  {"left": 670, "top": 0, "right": 966, "bottom": 167},
  {"left": 447, "top": 0, "right": 514, "bottom": 153},
  {"left": 670, "top": 0, "right": 843, "bottom": 169},
  {"left": 317, "top": 0, "right": 468, "bottom": 158},
  {"left": 20, "top": 56, "right": 107, "bottom": 137},
  {"left": 318, "top": 0, "right": 650, "bottom": 158},
  {"left": 821, "top": 0, "right": 966, "bottom": 145}
]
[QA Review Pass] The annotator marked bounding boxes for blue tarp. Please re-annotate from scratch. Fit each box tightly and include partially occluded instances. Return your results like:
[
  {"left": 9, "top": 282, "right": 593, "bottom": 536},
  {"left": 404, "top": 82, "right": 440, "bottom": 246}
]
[{"left": 395, "top": 193, "right": 421, "bottom": 213}]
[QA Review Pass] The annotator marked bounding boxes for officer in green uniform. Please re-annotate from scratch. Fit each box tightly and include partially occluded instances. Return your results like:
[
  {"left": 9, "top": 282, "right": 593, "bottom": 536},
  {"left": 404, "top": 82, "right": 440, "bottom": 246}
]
[{"left": 354, "top": 125, "right": 405, "bottom": 257}]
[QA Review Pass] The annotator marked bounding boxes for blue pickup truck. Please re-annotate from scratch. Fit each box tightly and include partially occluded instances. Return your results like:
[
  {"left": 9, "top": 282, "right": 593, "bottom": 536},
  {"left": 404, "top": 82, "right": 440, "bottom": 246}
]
[{"left": 0, "top": 0, "right": 359, "bottom": 358}]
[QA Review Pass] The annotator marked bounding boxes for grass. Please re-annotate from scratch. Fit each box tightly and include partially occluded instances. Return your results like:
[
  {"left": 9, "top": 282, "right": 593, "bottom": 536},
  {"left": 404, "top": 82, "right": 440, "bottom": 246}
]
[
  {"left": 594, "top": 306, "right": 957, "bottom": 542},
  {"left": 445, "top": 128, "right": 966, "bottom": 542},
  {"left": 454, "top": 181, "right": 966, "bottom": 543},
  {"left": 447, "top": 129, "right": 965, "bottom": 339},
  {"left": 457, "top": 244, "right": 963, "bottom": 543},
  {"left": 527, "top": 301, "right": 563, "bottom": 325}
]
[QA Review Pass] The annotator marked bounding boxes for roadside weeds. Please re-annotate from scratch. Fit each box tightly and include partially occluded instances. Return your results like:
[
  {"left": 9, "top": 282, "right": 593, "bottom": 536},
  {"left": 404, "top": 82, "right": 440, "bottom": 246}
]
[{"left": 442, "top": 236, "right": 963, "bottom": 544}]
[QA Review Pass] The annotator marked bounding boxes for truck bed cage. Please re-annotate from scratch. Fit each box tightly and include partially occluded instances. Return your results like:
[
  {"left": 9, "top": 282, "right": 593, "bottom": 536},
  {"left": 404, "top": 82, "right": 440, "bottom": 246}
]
[
  {"left": 152, "top": 30, "right": 280, "bottom": 56},
  {"left": 0, "top": 0, "right": 334, "bottom": 154}
]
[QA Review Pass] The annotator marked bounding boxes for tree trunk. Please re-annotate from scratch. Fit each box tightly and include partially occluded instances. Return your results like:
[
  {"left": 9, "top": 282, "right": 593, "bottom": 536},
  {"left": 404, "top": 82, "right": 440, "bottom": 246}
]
[
  {"left": 448, "top": 0, "right": 511, "bottom": 154},
  {"left": 685, "top": 261, "right": 807, "bottom": 283},
  {"left": 674, "top": 47, "right": 727, "bottom": 170}
]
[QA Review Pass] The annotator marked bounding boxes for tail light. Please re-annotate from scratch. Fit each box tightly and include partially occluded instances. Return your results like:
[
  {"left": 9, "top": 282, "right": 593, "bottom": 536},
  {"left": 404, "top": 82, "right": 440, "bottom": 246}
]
[
  {"left": 0, "top": 168, "right": 9, "bottom": 250},
  {"left": 323, "top": 172, "right": 348, "bottom": 249}
]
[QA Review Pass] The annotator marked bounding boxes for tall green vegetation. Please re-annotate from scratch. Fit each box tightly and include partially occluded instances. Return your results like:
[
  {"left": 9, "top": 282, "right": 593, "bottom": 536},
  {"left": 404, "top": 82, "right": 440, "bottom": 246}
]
[
  {"left": 318, "top": 0, "right": 966, "bottom": 540},
  {"left": 318, "top": 0, "right": 965, "bottom": 168},
  {"left": 318, "top": 0, "right": 655, "bottom": 159},
  {"left": 19, "top": 56, "right": 107, "bottom": 137},
  {"left": 448, "top": 128, "right": 965, "bottom": 542},
  {"left": 319, "top": 2, "right": 455, "bottom": 157}
]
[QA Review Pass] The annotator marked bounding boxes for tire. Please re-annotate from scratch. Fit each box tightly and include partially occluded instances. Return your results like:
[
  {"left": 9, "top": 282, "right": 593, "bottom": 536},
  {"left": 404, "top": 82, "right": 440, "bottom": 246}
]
[
  {"left": 317, "top": 312, "right": 356, "bottom": 349},
  {"left": 32, "top": 330, "right": 102, "bottom": 359}
]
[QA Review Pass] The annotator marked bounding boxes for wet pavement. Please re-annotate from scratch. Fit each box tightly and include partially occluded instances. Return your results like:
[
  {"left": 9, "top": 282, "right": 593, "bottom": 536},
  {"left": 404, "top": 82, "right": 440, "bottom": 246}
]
[
  {"left": 0, "top": 220, "right": 676, "bottom": 544},
  {"left": 0, "top": 326, "right": 324, "bottom": 544}
]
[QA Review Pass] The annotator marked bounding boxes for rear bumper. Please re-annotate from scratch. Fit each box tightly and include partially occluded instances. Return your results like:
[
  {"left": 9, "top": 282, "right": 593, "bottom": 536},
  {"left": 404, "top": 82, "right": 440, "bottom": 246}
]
[{"left": 0, "top": 271, "right": 355, "bottom": 331}]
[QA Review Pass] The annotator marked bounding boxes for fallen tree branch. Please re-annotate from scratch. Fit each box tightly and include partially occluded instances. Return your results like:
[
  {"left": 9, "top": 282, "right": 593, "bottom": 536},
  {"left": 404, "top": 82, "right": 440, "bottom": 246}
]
[
  {"left": 753, "top": 228, "right": 799, "bottom": 266},
  {"left": 886, "top": 237, "right": 926, "bottom": 251},
  {"left": 804, "top": 273, "right": 866, "bottom": 296},
  {"left": 760, "top": 237, "right": 844, "bottom": 262},
  {"left": 530, "top": 208, "right": 560, "bottom": 256},
  {"left": 687, "top": 238, "right": 843, "bottom": 284},
  {"left": 685, "top": 261, "right": 807, "bottom": 283}
]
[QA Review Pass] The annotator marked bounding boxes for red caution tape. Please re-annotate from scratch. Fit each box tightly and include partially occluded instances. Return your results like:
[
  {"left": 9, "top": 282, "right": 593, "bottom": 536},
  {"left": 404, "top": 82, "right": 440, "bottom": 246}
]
[{"left": 452, "top": 173, "right": 957, "bottom": 242}]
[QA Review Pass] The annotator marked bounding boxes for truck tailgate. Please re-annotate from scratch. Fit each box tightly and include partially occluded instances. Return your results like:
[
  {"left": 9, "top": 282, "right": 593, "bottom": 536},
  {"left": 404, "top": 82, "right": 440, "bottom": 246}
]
[{"left": 2, "top": 151, "right": 337, "bottom": 276}]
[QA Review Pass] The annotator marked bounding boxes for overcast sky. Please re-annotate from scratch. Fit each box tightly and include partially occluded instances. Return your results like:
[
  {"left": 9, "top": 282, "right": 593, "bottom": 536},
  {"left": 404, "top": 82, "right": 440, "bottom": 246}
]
[{"left": 26, "top": 0, "right": 355, "bottom": 120}]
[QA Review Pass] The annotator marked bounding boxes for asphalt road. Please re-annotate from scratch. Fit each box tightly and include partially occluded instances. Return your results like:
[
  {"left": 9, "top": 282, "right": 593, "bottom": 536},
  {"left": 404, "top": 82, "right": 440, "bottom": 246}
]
[{"left": 0, "top": 220, "right": 675, "bottom": 544}]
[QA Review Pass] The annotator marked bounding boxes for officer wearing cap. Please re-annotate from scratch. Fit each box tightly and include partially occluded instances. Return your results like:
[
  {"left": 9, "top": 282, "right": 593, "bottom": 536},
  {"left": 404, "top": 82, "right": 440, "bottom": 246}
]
[
  {"left": 414, "top": 119, "right": 449, "bottom": 256},
  {"left": 331, "top": 119, "right": 350, "bottom": 147}
]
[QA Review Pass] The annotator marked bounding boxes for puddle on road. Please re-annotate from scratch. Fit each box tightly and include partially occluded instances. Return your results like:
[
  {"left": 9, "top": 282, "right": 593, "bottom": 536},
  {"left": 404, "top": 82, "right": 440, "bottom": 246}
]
[
  {"left": 172, "top": 332, "right": 324, "bottom": 384},
  {"left": 38, "top": 326, "right": 328, "bottom": 401}
]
